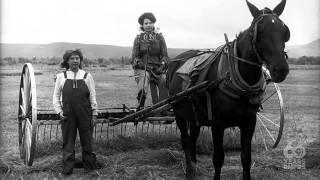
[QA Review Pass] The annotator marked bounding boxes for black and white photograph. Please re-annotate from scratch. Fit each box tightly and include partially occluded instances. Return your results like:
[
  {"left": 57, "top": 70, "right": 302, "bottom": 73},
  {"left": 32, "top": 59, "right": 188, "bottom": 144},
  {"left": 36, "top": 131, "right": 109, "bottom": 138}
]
[{"left": 0, "top": 0, "right": 319, "bottom": 179}]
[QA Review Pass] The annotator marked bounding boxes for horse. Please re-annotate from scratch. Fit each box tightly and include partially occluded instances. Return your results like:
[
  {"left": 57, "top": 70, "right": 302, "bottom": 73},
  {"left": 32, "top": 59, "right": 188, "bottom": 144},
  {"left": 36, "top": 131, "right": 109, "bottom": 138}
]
[{"left": 167, "top": 0, "right": 290, "bottom": 179}]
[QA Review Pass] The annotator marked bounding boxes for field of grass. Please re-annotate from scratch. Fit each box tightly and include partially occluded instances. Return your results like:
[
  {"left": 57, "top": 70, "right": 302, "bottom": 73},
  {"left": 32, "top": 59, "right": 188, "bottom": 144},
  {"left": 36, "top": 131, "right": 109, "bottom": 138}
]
[{"left": 0, "top": 64, "right": 319, "bottom": 179}]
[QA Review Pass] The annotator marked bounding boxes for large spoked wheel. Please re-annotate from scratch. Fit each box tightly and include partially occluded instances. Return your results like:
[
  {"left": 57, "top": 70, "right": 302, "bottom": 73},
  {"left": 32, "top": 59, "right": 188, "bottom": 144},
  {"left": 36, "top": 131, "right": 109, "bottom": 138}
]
[
  {"left": 255, "top": 67, "right": 284, "bottom": 150},
  {"left": 18, "top": 63, "right": 38, "bottom": 166}
]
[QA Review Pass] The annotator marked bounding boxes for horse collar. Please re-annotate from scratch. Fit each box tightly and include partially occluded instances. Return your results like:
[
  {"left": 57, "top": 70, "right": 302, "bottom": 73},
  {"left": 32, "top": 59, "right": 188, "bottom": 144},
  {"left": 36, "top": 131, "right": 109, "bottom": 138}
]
[{"left": 218, "top": 41, "right": 266, "bottom": 104}]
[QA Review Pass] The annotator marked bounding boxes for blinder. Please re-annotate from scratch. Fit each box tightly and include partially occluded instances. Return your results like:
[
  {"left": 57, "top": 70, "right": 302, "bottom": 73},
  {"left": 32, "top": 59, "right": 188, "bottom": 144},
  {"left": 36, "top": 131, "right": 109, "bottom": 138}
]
[{"left": 283, "top": 24, "right": 290, "bottom": 42}]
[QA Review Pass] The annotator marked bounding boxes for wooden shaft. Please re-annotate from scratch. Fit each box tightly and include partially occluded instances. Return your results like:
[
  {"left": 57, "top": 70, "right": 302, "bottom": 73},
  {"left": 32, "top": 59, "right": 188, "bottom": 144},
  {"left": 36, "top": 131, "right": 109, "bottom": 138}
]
[{"left": 110, "top": 81, "right": 209, "bottom": 126}]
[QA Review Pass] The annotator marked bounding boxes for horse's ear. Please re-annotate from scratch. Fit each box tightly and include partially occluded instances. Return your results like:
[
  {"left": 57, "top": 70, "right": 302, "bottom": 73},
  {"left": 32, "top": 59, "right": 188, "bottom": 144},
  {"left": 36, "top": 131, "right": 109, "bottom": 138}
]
[
  {"left": 273, "top": 0, "right": 286, "bottom": 16},
  {"left": 246, "top": 0, "right": 260, "bottom": 18}
]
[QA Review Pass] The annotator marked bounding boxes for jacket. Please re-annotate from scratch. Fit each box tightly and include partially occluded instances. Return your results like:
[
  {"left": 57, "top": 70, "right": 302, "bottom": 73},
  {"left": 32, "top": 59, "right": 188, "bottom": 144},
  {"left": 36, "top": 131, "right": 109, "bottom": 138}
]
[{"left": 131, "top": 31, "right": 169, "bottom": 71}]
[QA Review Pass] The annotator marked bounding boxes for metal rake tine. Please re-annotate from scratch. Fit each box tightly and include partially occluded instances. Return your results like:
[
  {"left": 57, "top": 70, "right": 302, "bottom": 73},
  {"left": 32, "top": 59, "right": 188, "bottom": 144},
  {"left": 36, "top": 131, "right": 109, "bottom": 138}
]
[
  {"left": 112, "top": 126, "right": 115, "bottom": 138},
  {"left": 201, "top": 127, "right": 205, "bottom": 138},
  {"left": 43, "top": 124, "right": 47, "bottom": 141},
  {"left": 146, "top": 123, "right": 149, "bottom": 135},
  {"left": 107, "top": 123, "right": 109, "bottom": 140},
  {"left": 124, "top": 122, "right": 127, "bottom": 136},
  {"left": 120, "top": 123, "right": 123, "bottom": 136},
  {"left": 49, "top": 124, "right": 53, "bottom": 141},
  {"left": 94, "top": 124, "right": 97, "bottom": 139},
  {"left": 141, "top": 123, "right": 144, "bottom": 135},
  {"left": 100, "top": 123, "right": 104, "bottom": 140},
  {"left": 135, "top": 123, "right": 138, "bottom": 137},
  {"left": 37, "top": 125, "right": 40, "bottom": 141},
  {"left": 56, "top": 124, "right": 59, "bottom": 141}
]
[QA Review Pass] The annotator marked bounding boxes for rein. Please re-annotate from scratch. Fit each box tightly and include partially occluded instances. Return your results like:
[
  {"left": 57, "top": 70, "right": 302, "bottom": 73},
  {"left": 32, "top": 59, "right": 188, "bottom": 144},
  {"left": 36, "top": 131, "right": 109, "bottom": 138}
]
[{"left": 223, "top": 40, "right": 262, "bottom": 68}]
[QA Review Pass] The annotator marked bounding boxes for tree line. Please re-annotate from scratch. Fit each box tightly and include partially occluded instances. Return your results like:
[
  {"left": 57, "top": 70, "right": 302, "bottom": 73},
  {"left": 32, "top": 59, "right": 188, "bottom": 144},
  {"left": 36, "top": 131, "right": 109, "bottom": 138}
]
[
  {"left": 0, "top": 56, "right": 132, "bottom": 66},
  {"left": 287, "top": 56, "right": 320, "bottom": 65},
  {"left": 1, "top": 56, "right": 320, "bottom": 66}
]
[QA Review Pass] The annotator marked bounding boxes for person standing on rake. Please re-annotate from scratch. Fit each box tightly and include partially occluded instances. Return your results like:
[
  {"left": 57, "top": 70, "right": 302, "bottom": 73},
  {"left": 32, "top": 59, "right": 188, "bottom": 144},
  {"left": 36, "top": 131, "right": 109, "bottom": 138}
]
[
  {"left": 131, "top": 12, "right": 169, "bottom": 111},
  {"left": 53, "top": 49, "right": 100, "bottom": 175}
]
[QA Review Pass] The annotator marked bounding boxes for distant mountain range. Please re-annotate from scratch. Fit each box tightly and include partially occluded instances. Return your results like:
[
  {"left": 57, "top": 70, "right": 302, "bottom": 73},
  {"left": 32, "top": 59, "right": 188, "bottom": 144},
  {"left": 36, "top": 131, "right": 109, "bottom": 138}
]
[
  {"left": 1, "top": 39, "right": 319, "bottom": 59},
  {"left": 0, "top": 42, "right": 188, "bottom": 59},
  {"left": 286, "top": 39, "right": 320, "bottom": 58}
]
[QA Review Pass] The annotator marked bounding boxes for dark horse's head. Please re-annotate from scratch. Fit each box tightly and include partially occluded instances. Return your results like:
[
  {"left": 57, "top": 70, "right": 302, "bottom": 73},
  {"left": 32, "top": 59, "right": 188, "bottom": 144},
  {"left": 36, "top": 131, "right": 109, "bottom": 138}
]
[{"left": 246, "top": 0, "right": 290, "bottom": 82}]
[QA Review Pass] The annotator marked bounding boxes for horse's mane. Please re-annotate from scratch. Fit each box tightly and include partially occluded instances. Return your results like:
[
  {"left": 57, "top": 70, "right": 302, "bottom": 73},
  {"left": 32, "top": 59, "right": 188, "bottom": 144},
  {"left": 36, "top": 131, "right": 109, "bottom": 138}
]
[
  {"left": 235, "top": 27, "right": 252, "bottom": 45},
  {"left": 262, "top": 8, "right": 273, "bottom": 14}
]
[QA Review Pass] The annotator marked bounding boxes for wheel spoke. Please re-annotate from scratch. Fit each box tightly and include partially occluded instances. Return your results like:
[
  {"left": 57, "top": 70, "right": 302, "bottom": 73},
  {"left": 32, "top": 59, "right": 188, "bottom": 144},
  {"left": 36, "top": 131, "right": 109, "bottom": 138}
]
[
  {"left": 20, "top": 105, "right": 26, "bottom": 117},
  {"left": 23, "top": 118, "right": 32, "bottom": 164},
  {"left": 257, "top": 113, "right": 280, "bottom": 127},
  {"left": 258, "top": 116, "right": 276, "bottom": 143},
  {"left": 258, "top": 124, "right": 268, "bottom": 151},
  {"left": 21, "top": 117, "right": 27, "bottom": 141},
  {"left": 261, "top": 90, "right": 277, "bottom": 104}
]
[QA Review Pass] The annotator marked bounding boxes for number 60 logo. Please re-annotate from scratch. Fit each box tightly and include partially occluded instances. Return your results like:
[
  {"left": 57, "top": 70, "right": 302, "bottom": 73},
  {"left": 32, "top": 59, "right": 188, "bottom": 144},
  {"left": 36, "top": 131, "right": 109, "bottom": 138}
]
[{"left": 283, "top": 141, "right": 306, "bottom": 159}]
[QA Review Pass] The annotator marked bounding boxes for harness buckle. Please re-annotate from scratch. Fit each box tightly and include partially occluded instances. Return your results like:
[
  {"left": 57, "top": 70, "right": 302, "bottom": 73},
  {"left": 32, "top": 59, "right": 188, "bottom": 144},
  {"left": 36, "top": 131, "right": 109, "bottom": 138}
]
[{"left": 224, "top": 72, "right": 231, "bottom": 85}]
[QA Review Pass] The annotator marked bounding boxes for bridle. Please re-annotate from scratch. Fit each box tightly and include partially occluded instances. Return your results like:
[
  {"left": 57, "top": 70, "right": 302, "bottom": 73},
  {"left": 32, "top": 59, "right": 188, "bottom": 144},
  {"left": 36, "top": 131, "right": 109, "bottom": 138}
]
[
  {"left": 227, "top": 9, "right": 289, "bottom": 68},
  {"left": 171, "top": 10, "right": 289, "bottom": 69},
  {"left": 247, "top": 9, "right": 289, "bottom": 66}
]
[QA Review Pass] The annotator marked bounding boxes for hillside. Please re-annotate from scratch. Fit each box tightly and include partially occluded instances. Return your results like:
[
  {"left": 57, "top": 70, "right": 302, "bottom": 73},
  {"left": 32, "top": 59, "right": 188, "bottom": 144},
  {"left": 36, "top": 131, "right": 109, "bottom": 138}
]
[
  {"left": 0, "top": 42, "right": 188, "bottom": 59},
  {"left": 1, "top": 39, "right": 319, "bottom": 59},
  {"left": 287, "top": 39, "right": 320, "bottom": 58}
]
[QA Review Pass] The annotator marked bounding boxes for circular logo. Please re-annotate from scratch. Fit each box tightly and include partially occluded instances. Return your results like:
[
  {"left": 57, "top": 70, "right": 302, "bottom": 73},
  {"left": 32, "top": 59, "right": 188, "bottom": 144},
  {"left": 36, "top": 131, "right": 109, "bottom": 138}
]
[{"left": 283, "top": 141, "right": 306, "bottom": 159}]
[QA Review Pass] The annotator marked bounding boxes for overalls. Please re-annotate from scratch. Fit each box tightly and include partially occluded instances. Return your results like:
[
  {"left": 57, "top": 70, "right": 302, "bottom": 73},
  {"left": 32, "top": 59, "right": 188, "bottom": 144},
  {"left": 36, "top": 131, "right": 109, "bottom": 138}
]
[{"left": 61, "top": 71, "right": 97, "bottom": 174}]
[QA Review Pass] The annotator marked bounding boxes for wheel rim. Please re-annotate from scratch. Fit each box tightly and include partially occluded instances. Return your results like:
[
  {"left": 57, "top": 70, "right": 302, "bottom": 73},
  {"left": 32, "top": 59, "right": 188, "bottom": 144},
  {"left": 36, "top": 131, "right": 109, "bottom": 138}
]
[
  {"left": 18, "top": 63, "right": 38, "bottom": 166},
  {"left": 255, "top": 68, "right": 284, "bottom": 150}
]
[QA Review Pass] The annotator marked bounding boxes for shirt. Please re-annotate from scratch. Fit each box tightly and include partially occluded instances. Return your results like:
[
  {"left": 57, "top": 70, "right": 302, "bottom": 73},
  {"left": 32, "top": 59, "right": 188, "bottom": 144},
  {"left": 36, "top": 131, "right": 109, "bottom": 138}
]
[{"left": 52, "top": 69, "right": 98, "bottom": 116}]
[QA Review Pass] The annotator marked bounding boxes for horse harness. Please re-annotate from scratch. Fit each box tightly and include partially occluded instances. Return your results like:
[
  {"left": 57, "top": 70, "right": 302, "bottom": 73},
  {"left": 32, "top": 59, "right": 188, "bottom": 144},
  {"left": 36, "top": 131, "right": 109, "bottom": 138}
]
[
  {"left": 174, "top": 9, "right": 290, "bottom": 124},
  {"left": 217, "top": 40, "right": 266, "bottom": 105}
]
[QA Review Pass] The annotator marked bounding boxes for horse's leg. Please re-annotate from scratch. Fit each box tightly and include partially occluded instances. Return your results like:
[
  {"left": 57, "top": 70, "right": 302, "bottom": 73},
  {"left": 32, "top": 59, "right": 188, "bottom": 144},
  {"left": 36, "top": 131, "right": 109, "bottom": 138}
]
[
  {"left": 176, "top": 114, "right": 196, "bottom": 180},
  {"left": 190, "top": 125, "right": 201, "bottom": 162},
  {"left": 240, "top": 114, "right": 257, "bottom": 180},
  {"left": 211, "top": 124, "right": 225, "bottom": 180}
]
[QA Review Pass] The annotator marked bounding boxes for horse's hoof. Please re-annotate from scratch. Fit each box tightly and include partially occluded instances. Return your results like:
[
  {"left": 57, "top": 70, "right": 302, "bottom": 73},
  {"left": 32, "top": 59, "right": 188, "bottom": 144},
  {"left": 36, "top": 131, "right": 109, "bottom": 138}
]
[
  {"left": 186, "top": 164, "right": 196, "bottom": 180},
  {"left": 186, "top": 174, "right": 196, "bottom": 180}
]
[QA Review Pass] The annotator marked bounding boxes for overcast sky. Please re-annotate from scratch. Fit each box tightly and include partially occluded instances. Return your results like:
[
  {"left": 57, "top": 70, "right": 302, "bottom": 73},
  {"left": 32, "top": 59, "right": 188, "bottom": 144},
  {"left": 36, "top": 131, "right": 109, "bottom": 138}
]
[{"left": 2, "top": 0, "right": 319, "bottom": 48}]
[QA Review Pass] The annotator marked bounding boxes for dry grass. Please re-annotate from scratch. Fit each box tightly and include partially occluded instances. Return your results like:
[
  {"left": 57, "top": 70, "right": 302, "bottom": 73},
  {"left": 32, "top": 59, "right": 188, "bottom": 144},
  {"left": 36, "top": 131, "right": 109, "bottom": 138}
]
[{"left": 1, "top": 64, "right": 319, "bottom": 179}]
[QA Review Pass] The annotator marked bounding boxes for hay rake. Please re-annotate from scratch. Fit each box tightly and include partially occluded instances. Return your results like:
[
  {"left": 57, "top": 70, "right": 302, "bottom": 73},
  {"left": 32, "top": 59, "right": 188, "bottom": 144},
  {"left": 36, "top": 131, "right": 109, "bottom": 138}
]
[{"left": 18, "top": 63, "right": 285, "bottom": 166}]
